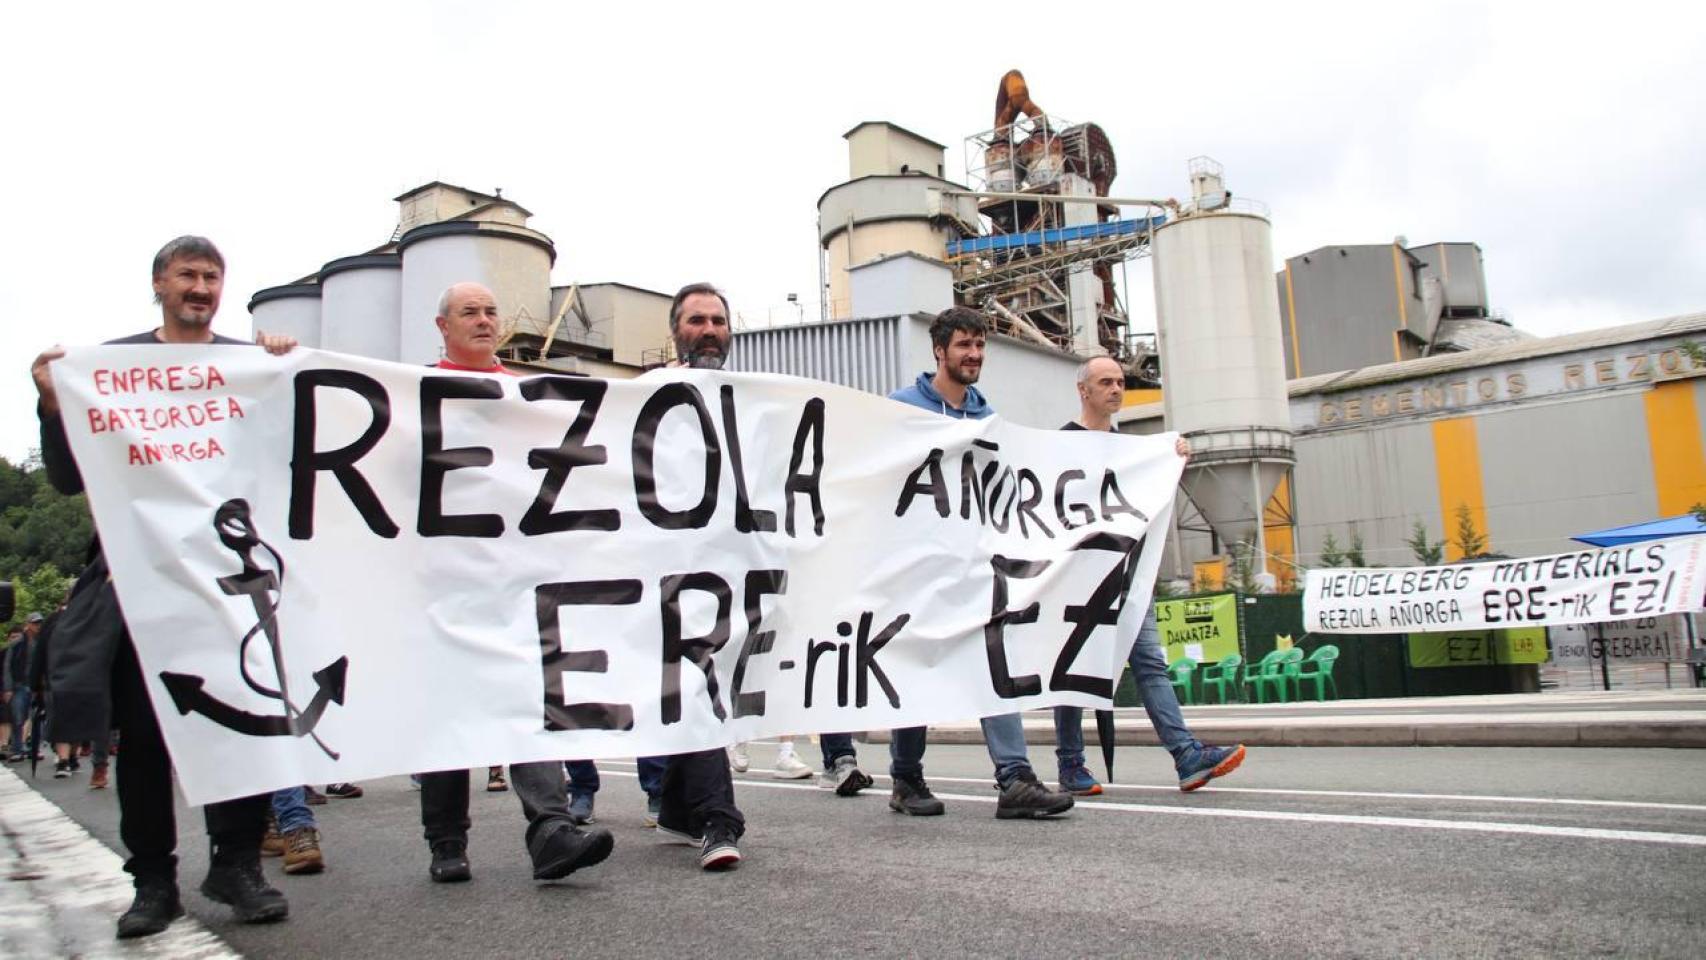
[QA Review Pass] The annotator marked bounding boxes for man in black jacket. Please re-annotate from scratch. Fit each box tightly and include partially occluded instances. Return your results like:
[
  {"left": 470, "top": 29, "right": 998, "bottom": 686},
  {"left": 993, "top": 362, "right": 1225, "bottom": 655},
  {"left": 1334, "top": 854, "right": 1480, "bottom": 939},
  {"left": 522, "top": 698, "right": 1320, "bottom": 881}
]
[{"left": 31, "top": 235, "right": 299, "bottom": 939}]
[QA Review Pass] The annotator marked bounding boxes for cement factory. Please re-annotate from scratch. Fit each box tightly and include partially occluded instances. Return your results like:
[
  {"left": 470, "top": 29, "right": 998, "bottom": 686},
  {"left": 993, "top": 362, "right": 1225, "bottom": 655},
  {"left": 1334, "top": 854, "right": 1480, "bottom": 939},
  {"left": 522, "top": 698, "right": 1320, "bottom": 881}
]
[{"left": 250, "top": 70, "right": 1706, "bottom": 616}]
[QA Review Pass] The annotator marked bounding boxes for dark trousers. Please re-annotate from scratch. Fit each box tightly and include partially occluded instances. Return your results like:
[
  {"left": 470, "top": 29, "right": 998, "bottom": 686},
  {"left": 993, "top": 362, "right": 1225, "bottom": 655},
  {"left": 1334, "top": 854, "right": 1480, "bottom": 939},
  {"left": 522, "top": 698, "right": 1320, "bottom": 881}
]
[
  {"left": 111, "top": 634, "right": 269, "bottom": 884},
  {"left": 420, "top": 761, "right": 575, "bottom": 850},
  {"left": 637, "top": 755, "right": 669, "bottom": 798},
  {"left": 658, "top": 748, "right": 744, "bottom": 839},
  {"left": 565, "top": 759, "right": 599, "bottom": 797}
]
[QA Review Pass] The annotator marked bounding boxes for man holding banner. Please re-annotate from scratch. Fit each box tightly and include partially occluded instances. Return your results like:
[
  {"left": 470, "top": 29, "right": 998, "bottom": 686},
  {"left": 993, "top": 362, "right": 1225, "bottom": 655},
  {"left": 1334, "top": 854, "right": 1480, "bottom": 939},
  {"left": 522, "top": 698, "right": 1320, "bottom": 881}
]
[
  {"left": 414, "top": 281, "right": 616, "bottom": 884},
  {"left": 819, "top": 307, "right": 1076, "bottom": 820},
  {"left": 30, "top": 236, "right": 297, "bottom": 939},
  {"left": 1054, "top": 356, "right": 1246, "bottom": 793}
]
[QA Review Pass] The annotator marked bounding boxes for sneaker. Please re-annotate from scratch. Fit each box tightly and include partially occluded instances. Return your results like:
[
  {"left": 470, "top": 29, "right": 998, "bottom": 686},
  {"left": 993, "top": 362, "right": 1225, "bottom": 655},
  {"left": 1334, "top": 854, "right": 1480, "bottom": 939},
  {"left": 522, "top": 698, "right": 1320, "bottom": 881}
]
[
  {"left": 69, "top": 756, "right": 81, "bottom": 772},
  {"left": 486, "top": 767, "right": 508, "bottom": 792},
  {"left": 995, "top": 769, "right": 1074, "bottom": 820},
  {"left": 530, "top": 823, "right": 614, "bottom": 880},
  {"left": 282, "top": 827, "right": 325, "bottom": 875},
  {"left": 324, "top": 782, "right": 364, "bottom": 799},
  {"left": 889, "top": 774, "right": 946, "bottom": 816},
  {"left": 821, "top": 755, "right": 873, "bottom": 796},
  {"left": 700, "top": 824, "right": 742, "bottom": 870},
  {"left": 261, "top": 817, "right": 286, "bottom": 857},
  {"left": 428, "top": 837, "right": 471, "bottom": 883},
  {"left": 200, "top": 860, "right": 289, "bottom": 923},
  {"left": 568, "top": 792, "right": 596, "bottom": 824},
  {"left": 53, "top": 758, "right": 71, "bottom": 778},
  {"left": 116, "top": 880, "right": 183, "bottom": 939},
  {"left": 727, "top": 744, "right": 750, "bottom": 773},
  {"left": 642, "top": 795, "right": 661, "bottom": 828},
  {"left": 773, "top": 752, "right": 813, "bottom": 780},
  {"left": 89, "top": 765, "right": 109, "bottom": 790},
  {"left": 303, "top": 785, "right": 327, "bottom": 805},
  {"left": 1057, "top": 763, "right": 1103, "bottom": 796},
  {"left": 1177, "top": 744, "right": 1246, "bottom": 792}
]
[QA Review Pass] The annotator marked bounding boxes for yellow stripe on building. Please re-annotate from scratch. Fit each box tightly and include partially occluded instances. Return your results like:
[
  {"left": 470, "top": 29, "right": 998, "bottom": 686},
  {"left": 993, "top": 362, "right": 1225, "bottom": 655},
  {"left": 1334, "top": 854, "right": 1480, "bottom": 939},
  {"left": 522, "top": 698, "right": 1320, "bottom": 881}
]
[
  {"left": 1263, "top": 472, "right": 1297, "bottom": 591},
  {"left": 1390, "top": 244, "right": 1408, "bottom": 362},
  {"left": 1432, "top": 417, "right": 1487, "bottom": 560},
  {"left": 1644, "top": 381, "right": 1706, "bottom": 516},
  {"left": 1284, "top": 263, "right": 1302, "bottom": 378}
]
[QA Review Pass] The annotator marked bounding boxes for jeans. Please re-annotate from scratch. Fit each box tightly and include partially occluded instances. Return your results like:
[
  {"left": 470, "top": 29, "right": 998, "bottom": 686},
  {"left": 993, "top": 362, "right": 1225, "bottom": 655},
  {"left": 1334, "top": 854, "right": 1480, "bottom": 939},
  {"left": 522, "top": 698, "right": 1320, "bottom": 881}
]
[
  {"left": 822, "top": 715, "right": 1032, "bottom": 788},
  {"left": 7, "top": 688, "right": 31, "bottom": 755},
  {"left": 272, "top": 787, "right": 317, "bottom": 834},
  {"left": 565, "top": 760, "right": 599, "bottom": 798},
  {"left": 1054, "top": 605, "right": 1198, "bottom": 767},
  {"left": 420, "top": 761, "right": 576, "bottom": 852},
  {"left": 636, "top": 756, "right": 669, "bottom": 799}
]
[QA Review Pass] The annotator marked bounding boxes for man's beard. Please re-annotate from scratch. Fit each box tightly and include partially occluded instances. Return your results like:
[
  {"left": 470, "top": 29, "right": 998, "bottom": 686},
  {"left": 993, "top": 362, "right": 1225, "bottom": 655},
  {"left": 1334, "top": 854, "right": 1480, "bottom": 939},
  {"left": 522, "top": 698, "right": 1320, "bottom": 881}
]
[
  {"left": 946, "top": 363, "right": 980, "bottom": 386},
  {"left": 175, "top": 303, "right": 215, "bottom": 326},
  {"left": 679, "top": 336, "right": 727, "bottom": 369}
]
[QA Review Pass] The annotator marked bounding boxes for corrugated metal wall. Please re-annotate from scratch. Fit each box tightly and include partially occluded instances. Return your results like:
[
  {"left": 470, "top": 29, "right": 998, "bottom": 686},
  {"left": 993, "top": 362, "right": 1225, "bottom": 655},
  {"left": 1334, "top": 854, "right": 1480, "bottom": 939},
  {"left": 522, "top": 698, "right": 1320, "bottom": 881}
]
[{"left": 728, "top": 316, "right": 908, "bottom": 396}]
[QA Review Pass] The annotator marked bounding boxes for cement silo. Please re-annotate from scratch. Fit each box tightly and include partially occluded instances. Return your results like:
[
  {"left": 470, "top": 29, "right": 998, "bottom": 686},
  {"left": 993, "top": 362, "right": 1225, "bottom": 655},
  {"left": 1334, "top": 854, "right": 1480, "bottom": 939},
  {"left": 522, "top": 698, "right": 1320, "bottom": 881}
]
[
  {"left": 319, "top": 253, "right": 402, "bottom": 361},
  {"left": 1152, "top": 157, "right": 1294, "bottom": 569},
  {"left": 248, "top": 283, "right": 322, "bottom": 347},
  {"left": 397, "top": 220, "right": 555, "bottom": 366}
]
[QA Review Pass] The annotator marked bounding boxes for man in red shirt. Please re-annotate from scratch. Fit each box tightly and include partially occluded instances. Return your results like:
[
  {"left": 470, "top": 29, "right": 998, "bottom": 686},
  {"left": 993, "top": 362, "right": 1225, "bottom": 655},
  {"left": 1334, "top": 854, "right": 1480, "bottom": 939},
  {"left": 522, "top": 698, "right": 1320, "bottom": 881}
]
[{"left": 415, "top": 281, "right": 617, "bottom": 884}]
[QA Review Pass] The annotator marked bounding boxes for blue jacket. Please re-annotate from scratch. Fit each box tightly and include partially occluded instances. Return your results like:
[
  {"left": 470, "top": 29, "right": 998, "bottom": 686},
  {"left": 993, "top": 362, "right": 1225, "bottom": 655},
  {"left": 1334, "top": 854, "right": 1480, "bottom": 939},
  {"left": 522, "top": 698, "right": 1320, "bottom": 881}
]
[{"left": 888, "top": 372, "right": 993, "bottom": 420}]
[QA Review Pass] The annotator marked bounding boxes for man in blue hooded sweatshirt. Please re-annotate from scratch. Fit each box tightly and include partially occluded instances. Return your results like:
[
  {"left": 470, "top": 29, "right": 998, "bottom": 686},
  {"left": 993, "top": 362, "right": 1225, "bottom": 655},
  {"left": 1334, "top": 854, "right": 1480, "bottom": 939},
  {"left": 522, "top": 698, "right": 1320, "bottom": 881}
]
[{"left": 818, "top": 307, "right": 1074, "bottom": 820}]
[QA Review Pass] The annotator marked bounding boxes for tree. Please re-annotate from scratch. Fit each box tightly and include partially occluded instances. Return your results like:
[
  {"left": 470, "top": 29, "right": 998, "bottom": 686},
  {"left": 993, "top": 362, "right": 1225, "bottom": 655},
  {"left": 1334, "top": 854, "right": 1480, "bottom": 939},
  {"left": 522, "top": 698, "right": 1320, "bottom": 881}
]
[
  {"left": 1319, "top": 532, "right": 1345, "bottom": 568},
  {"left": 1406, "top": 520, "right": 1445, "bottom": 565},
  {"left": 1345, "top": 527, "right": 1367, "bottom": 568},
  {"left": 1225, "top": 540, "right": 1264, "bottom": 594},
  {"left": 1452, "top": 503, "right": 1489, "bottom": 560},
  {"left": 4, "top": 562, "right": 71, "bottom": 631}
]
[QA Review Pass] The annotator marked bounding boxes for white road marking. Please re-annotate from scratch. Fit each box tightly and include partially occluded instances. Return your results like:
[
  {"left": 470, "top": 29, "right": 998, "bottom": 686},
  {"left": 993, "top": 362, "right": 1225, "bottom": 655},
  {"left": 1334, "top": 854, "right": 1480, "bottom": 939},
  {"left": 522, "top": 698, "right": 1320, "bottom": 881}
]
[
  {"left": 597, "top": 765, "right": 1706, "bottom": 848},
  {"left": 0, "top": 768, "right": 241, "bottom": 959}
]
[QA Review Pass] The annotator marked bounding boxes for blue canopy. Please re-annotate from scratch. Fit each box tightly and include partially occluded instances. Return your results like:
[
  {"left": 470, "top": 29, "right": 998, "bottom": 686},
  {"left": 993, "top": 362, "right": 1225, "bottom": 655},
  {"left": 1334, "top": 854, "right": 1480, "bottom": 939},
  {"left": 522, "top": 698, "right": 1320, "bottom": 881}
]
[{"left": 1573, "top": 514, "right": 1706, "bottom": 547}]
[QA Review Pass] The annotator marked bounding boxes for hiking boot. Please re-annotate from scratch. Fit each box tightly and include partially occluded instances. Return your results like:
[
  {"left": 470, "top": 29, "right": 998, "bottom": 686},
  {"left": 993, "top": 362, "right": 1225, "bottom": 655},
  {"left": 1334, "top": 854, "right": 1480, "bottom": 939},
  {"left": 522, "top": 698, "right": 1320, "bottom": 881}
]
[
  {"left": 261, "top": 816, "right": 285, "bottom": 857},
  {"left": 889, "top": 774, "right": 946, "bottom": 816},
  {"left": 89, "top": 765, "right": 109, "bottom": 790},
  {"left": 302, "top": 785, "right": 327, "bottom": 805},
  {"left": 822, "top": 755, "right": 873, "bottom": 796},
  {"left": 53, "top": 758, "right": 71, "bottom": 778},
  {"left": 428, "top": 837, "right": 471, "bottom": 883},
  {"left": 116, "top": 879, "right": 183, "bottom": 939},
  {"left": 1057, "top": 763, "right": 1103, "bottom": 796},
  {"left": 699, "top": 823, "right": 742, "bottom": 871},
  {"left": 773, "top": 751, "right": 814, "bottom": 780},
  {"left": 727, "top": 744, "right": 750, "bottom": 773},
  {"left": 642, "top": 794, "right": 661, "bottom": 828},
  {"left": 530, "top": 822, "right": 614, "bottom": 881},
  {"left": 995, "top": 769, "right": 1074, "bottom": 819},
  {"left": 282, "top": 827, "right": 325, "bottom": 875},
  {"left": 324, "top": 782, "right": 364, "bottom": 799},
  {"left": 1177, "top": 743, "right": 1246, "bottom": 792},
  {"left": 200, "top": 860, "right": 289, "bottom": 923},
  {"left": 568, "top": 792, "right": 596, "bottom": 824},
  {"left": 486, "top": 767, "right": 508, "bottom": 792}
]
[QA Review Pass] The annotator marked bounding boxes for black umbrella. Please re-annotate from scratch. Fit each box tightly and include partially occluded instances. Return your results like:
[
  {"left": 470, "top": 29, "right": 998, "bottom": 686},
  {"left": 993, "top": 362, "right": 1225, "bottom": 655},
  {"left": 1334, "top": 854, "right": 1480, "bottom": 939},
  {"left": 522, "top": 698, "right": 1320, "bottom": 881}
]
[
  {"left": 27, "top": 694, "right": 46, "bottom": 779},
  {"left": 1095, "top": 708, "right": 1117, "bottom": 781}
]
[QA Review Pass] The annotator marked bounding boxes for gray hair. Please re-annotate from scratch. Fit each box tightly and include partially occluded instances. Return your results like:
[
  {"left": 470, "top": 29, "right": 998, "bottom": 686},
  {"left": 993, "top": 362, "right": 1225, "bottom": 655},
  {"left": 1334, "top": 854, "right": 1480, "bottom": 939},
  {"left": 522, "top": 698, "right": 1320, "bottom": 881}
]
[
  {"left": 151, "top": 236, "right": 224, "bottom": 304},
  {"left": 1076, "top": 354, "right": 1119, "bottom": 385},
  {"left": 668, "top": 282, "right": 730, "bottom": 332},
  {"left": 437, "top": 285, "right": 454, "bottom": 317}
]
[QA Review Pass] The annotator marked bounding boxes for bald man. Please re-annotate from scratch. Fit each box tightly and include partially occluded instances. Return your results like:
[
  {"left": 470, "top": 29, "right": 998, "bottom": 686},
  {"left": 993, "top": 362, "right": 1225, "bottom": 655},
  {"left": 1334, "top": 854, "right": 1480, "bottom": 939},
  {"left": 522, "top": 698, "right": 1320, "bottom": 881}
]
[{"left": 1053, "top": 356, "right": 1246, "bottom": 795}]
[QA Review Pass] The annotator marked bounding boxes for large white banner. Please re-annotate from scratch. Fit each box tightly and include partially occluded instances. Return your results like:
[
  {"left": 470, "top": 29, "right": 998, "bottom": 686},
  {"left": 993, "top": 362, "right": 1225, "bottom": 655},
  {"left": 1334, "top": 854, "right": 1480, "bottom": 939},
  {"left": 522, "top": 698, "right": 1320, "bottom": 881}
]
[
  {"left": 1305, "top": 537, "right": 1706, "bottom": 635},
  {"left": 54, "top": 346, "right": 1180, "bottom": 805}
]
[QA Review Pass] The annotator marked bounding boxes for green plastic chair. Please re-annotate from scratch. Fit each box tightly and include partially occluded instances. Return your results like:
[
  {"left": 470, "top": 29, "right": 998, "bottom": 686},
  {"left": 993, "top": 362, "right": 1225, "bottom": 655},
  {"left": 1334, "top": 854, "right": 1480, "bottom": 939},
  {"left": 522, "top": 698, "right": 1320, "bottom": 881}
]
[
  {"left": 1240, "top": 649, "right": 1285, "bottom": 700},
  {"left": 1252, "top": 648, "right": 1304, "bottom": 703},
  {"left": 1168, "top": 656, "right": 1199, "bottom": 706},
  {"left": 1199, "top": 654, "right": 1243, "bottom": 704},
  {"left": 1293, "top": 644, "right": 1341, "bottom": 700}
]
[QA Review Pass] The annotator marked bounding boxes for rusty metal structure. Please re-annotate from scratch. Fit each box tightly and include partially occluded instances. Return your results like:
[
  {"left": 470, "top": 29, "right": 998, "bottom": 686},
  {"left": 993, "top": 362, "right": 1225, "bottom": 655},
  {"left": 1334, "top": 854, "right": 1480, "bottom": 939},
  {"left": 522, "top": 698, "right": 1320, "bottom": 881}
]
[{"left": 944, "top": 70, "right": 1170, "bottom": 383}]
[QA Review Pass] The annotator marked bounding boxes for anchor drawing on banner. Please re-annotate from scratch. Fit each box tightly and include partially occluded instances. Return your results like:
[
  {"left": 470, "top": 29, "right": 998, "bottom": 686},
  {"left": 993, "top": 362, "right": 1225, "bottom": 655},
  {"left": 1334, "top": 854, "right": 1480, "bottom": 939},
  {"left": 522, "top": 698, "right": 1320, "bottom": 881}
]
[{"left": 159, "top": 498, "right": 346, "bottom": 760}]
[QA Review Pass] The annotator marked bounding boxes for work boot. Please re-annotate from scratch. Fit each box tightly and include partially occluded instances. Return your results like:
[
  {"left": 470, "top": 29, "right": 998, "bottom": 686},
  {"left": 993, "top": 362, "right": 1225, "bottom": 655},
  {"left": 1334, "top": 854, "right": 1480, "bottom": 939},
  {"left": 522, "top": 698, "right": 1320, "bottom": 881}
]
[
  {"left": 529, "top": 822, "right": 614, "bottom": 881},
  {"left": 200, "top": 857, "right": 289, "bottom": 923},
  {"left": 822, "top": 755, "right": 873, "bottom": 796},
  {"left": 89, "top": 764, "right": 109, "bottom": 790},
  {"left": 282, "top": 827, "right": 325, "bottom": 875},
  {"left": 995, "top": 769, "right": 1074, "bottom": 819},
  {"left": 889, "top": 773, "right": 946, "bottom": 816},
  {"left": 429, "top": 836, "right": 472, "bottom": 883},
  {"left": 116, "top": 879, "right": 183, "bottom": 939},
  {"left": 261, "top": 816, "right": 285, "bottom": 857}
]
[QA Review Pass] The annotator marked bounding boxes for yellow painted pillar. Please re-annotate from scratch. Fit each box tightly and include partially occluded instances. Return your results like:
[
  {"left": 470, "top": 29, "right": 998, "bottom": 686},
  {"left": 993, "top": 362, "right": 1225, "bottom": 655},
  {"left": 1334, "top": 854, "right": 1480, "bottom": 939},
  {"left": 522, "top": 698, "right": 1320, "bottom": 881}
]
[
  {"left": 1644, "top": 381, "right": 1706, "bottom": 516},
  {"left": 1432, "top": 418, "right": 1487, "bottom": 560}
]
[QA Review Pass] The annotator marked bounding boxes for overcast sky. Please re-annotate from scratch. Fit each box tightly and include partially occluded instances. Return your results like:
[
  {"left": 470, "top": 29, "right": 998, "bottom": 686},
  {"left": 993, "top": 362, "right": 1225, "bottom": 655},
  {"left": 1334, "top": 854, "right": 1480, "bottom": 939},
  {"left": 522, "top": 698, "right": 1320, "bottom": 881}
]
[{"left": 3, "top": 1, "right": 1702, "bottom": 461}]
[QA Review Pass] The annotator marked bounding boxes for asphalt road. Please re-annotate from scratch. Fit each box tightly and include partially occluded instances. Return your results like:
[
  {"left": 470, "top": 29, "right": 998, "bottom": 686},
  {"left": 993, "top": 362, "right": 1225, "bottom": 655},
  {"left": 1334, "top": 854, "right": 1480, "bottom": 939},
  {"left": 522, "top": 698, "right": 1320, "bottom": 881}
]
[{"left": 25, "top": 741, "right": 1706, "bottom": 958}]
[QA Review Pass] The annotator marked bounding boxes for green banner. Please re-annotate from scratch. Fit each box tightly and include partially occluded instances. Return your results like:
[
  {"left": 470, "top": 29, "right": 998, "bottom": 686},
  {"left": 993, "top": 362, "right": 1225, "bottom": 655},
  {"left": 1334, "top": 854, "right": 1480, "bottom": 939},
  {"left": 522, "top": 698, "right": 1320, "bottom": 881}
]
[
  {"left": 1156, "top": 593, "right": 1240, "bottom": 665},
  {"left": 1407, "top": 628, "right": 1548, "bottom": 667}
]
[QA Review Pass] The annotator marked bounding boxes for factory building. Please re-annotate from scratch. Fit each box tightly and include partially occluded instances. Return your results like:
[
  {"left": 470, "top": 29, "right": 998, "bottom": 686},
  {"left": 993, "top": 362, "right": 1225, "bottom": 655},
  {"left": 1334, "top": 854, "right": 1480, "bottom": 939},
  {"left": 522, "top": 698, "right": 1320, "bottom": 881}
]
[{"left": 247, "top": 181, "right": 671, "bottom": 377}]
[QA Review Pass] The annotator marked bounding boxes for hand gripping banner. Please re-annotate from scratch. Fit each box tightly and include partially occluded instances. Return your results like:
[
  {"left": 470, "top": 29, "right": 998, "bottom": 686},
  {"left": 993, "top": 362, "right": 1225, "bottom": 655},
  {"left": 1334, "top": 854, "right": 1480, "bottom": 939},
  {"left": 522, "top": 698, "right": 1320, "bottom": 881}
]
[{"left": 53, "top": 347, "right": 1180, "bottom": 805}]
